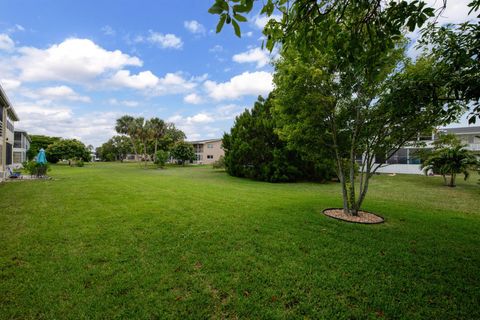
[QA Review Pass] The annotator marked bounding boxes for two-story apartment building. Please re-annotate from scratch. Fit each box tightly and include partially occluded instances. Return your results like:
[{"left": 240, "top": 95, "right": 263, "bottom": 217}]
[
  {"left": 188, "top": 139, "right": 224, "bottom": 165},
  {"left": 13, "top": 130, "right": 31, "bottom": 168},
  {"left": 1, "top": 84, "right": 20, "bottom": 181},
  {"left": 375, "top": 126, "right": 480, "bottom": 174}
]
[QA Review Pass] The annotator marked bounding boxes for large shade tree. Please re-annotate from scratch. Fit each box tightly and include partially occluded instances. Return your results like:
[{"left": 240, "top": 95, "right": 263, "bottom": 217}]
[
  {"left": 211, "top": 0, "right": 470, "bottom": 216},
  {"left": 97, "top": 135, "right": 133, "bottom": 162},
  {"left": 27, "top": 135, "right": 61, "bottom": 160},
  {"left": 46, "top": 139, "right": 90, "bottom": 164},
  {"left": 223, "top": 94, "right": 335, "bottom": 182}
]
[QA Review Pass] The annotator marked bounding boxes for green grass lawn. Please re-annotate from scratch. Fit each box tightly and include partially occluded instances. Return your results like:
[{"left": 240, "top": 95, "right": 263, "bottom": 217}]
[{"left": 1, "top": 163, "right": 479, "bottom": 319}]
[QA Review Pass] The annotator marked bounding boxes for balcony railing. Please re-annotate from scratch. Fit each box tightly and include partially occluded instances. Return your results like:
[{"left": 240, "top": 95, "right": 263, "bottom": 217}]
[{"left": 466, "top": 143, "right": 480, "bottom": 151}]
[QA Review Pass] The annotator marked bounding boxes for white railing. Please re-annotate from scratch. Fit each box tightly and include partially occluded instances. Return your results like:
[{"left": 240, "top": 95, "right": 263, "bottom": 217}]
[{"left": 466, "top": 143, "right": 480, "bottom": 151}]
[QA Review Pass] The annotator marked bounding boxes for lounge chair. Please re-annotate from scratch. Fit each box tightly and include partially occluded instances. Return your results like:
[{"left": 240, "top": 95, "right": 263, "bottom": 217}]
[{"left": 7, "top": 167, "right": 22, "bottom": 179}]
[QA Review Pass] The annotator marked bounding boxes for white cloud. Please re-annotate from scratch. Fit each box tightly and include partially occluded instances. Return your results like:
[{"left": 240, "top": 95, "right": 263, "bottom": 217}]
[
  {"left": 153, "top": 73, "right": 199, "bottom": 95},
  {"left": 204, "top": 71, "right": 273, "bottom": 100},
  {"left": 232, "top": 47, "right": 271, "bottom": 68},
  {"left": 209, "top": 45, "right": 223, "bottom": 53},
  {"left": 168, "top": 104, "right": 243, "bottom": 141},
  {"left": 215, "top": 104, "right": 244, "bottom": 120},
  {"left": 407, "top": 0, "right": 478, "bottom": 59},
  {"left": 0, "top": 34, "right": 14, "bottom": 51},
  {"left": 108, "top": 70, "right": 199, "bottom": 95},
  {"left": 168, "top": 113, "right": 219, "bottom": 141},
  {"left": 109, "top": 70, "right": 159, "bottom": 90},
  {"left": 428, "top": 0, "right": 478, "bottom": 24},
  {"left": 108, "top": 98, "right": 139, "bottom": 107},
  {"left": 184, "top": 20, "right": 206, "bottom": 35},
  {"left": 101, "top": 25, "right": 116, "bottom": 36},
  {"left": 15, "top": 38, "right": 142, "bottom": 83},
  {"left": 36, "top": 85, "right": 91, "bottom": 102},
  {"left": 0, "top": 78, "right": 21, "bottom": 91},
  {"left": 15, "top": 101, "right": 121, "bottom": 147},
  {"left": 146, "top": 31, "right": 183, "bottom": 49},
  {"left": 252, "top": 14, "right": 282, "bottom": 30},
  {"left": 243, "top": 31, "right": 253, "bottom": 37},
  {"left": 184, "top": 93, "right": 203, "bottom": 104}
]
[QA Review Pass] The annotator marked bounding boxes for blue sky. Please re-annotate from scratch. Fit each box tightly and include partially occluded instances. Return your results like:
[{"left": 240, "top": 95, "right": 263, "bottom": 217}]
[{"left": 0, "top": 1, "right": 476, "bottom": 146}]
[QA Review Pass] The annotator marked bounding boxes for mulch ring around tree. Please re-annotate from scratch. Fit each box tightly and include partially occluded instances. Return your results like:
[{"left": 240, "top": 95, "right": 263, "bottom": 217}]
[{"left": 322, "top": 208, "right": 384, "bottom": 224}]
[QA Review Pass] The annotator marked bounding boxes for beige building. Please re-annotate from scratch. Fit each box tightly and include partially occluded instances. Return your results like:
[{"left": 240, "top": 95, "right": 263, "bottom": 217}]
[
  {"left": 1, "top": 84, "right": 20, "bottom": 181},
  {"left": 13, "top": 130, "right": 31, "bottom": 169},
  {"left": 188, "top": 139, "right": 224, "bottom": 164}
]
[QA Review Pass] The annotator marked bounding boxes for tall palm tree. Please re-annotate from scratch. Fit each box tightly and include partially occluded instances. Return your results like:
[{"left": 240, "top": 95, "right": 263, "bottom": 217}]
[
  {"left": 115, "top": 115, "right": 139, "bottom": 159},
  {"left": 147, "top": 117, "right": 166, "bottom": 162}
]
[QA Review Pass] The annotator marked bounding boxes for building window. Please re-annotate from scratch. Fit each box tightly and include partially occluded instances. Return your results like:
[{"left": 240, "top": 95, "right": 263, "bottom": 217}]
[
  {"left": 196, "top": 154, "right": 203, "bottom": 161},
  {"left": 13, "top": 152, "right": 22, "bottom": 164},
  {"left": 207, "top": 143, "right": 213, "bottom": 148},
  {"left": 387, "top": 148, "right": 408, "bottom": 164},
  {"left": 207, "top": 155, "right": 213, "bottom": 159}
]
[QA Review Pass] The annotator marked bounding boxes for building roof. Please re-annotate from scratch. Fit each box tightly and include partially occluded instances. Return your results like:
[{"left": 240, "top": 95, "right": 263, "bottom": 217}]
[
  {"left": 0, "top": 83, "right": 19, "bottom": 121},
  {"left": 187, "top": 138, "right": 222, "bottom": 144},
  {"left": 441, "top": 126, "right": 480, "bottom": 135}
]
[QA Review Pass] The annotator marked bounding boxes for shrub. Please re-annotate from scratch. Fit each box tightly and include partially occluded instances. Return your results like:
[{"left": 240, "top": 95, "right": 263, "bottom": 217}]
[
  {"left": 155, "top": 150, "right": 170, "bottom": 168},
  {"left": 212, "top": 156, "right": 225, "bottom": 169},
  {"left": 23, "top": 161, "right": 50, "bottom": 177},
  {"left": 68, "top": 158, "right": 84, "bottom": 167}
]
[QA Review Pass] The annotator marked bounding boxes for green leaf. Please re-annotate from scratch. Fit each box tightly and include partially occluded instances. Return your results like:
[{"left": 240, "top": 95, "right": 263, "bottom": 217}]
[
  {"left": 216, "top": 14, "right": 227, "bottom": 33},
  {"left": 208, "top": 4, "right": 224, "bottom": 15},
  {"left": 232, "top": 19, "right": 241, "bottom": 37},
  {"left": 234, "top": 13, "right": 247, "bottom": 22},
  {"left": 233, "top": 4, "right": 248, "bottom": 13},
  {"left": 226, "top": 14, "right": 232, "bottom": 24},
  {"left": 244, "top": 0, "right": 254, "bottom": 12}
]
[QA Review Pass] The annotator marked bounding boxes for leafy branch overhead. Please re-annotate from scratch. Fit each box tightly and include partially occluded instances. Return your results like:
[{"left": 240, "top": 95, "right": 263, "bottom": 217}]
[
  {"left": 209, "top": 0, "right": 436, "bottom": 51},
  {"left": 209, "top": 0, "right": 253, "bottom": 37}
]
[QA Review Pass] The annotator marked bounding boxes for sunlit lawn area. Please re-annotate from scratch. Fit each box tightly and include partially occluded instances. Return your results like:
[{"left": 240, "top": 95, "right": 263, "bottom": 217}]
[{"left": 1, "top": 162, "right": 479, "bottom": 319}]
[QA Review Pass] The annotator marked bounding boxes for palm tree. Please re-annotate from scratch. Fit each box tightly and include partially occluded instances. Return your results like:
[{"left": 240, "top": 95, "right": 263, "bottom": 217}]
[
  {"left": 421, "top": 141, "right": 478, "bottom": 187},
  {"left": 147, "top": 117, "right": 166, "bottom": 162},
  {"left": 115, "top": 115, "right": 140, "bottom": 159}
]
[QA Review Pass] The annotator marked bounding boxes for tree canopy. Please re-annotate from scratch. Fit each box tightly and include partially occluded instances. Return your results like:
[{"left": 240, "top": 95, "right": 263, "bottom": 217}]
[
  {"left": 170, "top": 142, "right": 195, "bottom": 165},
  {"left": 27, "top": 135, "right": 61, "bottom": 160},
  {"left": 223, "top": 94, "right": 335, "bottom": 182},
  {"left": 46, "top": 139, "right": 91, "bottom": 163},
  {"left": 113, "top": 115, "right": 186, "bottom": 165}
]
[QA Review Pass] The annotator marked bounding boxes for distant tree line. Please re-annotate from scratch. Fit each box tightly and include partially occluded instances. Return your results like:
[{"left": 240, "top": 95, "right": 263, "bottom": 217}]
[
  {"left": 28, "top": 135, "right": 91, "bottom": 164},
  {"left": 96, "top": 115, "right": 195, "bottom": 166}
]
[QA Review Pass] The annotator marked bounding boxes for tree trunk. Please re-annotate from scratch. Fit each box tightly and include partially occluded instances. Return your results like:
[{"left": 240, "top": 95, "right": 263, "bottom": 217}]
[
  {"left": 449, "top": 172, "right": 456, "bottom": 187},
  {"left": 153, "top": 140, "right": 158, "bottom": 163},
  {"left": 144, "top": 143, "right": 148, "bottom": 168}
]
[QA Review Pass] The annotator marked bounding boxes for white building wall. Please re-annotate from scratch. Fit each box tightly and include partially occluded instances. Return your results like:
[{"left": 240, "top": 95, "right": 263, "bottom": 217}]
[{"left": 375, "top": 164, "right": 424, "bottom": 175}]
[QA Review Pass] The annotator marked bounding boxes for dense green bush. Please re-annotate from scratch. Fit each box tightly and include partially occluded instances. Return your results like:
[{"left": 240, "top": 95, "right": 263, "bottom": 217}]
[
  {"left": 171, "top": 142, "right": 195, "bottom": 165},
  {"left": 223, "top": 95, "right": 336, "bottom": 182},
  {"left": 46, "top": 139, "right": 90, "bottom": 163},
  {"left": 23, "top": 161, "right": 50, "bottom": 177},
  {"left": 212, "top": 156, "right": 225, "bottom": 169},
  {"left": 154, "top": 150, "right": 170, "bottom": 168}
]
